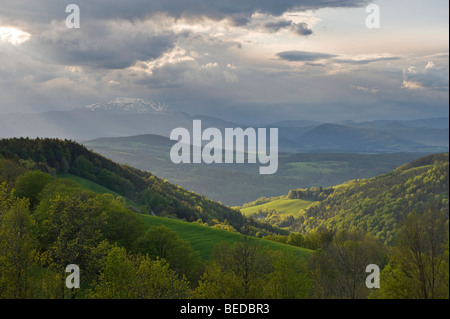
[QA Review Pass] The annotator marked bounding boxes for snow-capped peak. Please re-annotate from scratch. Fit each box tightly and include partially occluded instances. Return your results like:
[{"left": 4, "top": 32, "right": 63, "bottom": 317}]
[{"left": 84, "top": 98, "right": 167, "bottom": 114}]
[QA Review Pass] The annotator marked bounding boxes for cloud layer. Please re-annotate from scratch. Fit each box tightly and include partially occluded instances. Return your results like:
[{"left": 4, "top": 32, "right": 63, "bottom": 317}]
[{"left": 0, "top": 0, "right": 448, "bottom": 123}]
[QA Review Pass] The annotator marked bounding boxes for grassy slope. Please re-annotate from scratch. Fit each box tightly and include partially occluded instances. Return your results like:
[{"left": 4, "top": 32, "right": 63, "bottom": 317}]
[
  {"left": 241, "top": 198, "right": 315, "bottom": 217},
  {"left": 141, "top": 214, "right": 311, "bottom": 260},
  {"left": 59, "top": 173, "right": 312, "bottom": 260},
  {"left": 59, "top": 173, "right": 141, "bottom": 211},
  {"left": 59, "top": 174, "right": 120, "bottom": 197}
]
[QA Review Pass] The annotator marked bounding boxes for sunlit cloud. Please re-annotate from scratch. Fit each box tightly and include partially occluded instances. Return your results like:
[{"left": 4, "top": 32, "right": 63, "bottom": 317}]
[
  {"left": 134, "top": 46, "right": 195, "bottom": 76},
  {"left": 402, "top": 61, "right": 449, "bottom": 91},
  {"left": 202, "top": 62, "right": 219, "bottom": 69},
  {"left": 0, "top": 26, "right": 30, "bottom": 45}
]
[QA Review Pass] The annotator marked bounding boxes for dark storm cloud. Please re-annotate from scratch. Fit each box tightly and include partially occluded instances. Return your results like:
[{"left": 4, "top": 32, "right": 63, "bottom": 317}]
[
  {"left": 0, "top": 0, "right": 372, "bottom": 26},
  {"left": 0, "top": 0, "right": 371, "bottom": 69},
  {"left": 263, "top": 20, "right": 312, "bottom": 36},
  {"left": 276, "top": 51, "right": 337, "bottom": 62},
  {"left": 22, "top": 21, "right": 177, "bottom": 69},
  {"left": 263, "top": 20, "right": 293, "bottom": 32},
  {"left": 1, "top": 1, "right": 369, "bottom": 70}
]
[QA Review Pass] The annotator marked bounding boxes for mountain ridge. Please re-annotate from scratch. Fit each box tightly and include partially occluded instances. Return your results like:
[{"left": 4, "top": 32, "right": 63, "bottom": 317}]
[{"left": 0, "top": 98, "right": 448, "bottom": 153}]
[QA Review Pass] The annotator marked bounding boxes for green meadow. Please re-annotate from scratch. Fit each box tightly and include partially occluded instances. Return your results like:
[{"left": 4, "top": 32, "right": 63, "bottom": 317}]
[
  {"left": 141, "top": 214, "right": 312, "bottom": 260},
  {"left": 59, "top": 174, "right": 121, "bottom": 197},
  {"left": 241, "top": 198, "right": 314, "bottom": 217}
]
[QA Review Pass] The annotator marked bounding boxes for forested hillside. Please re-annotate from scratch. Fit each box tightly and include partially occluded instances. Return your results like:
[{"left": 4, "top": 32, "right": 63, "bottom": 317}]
[
  {"left": 248, "top": 153, "right": 449, "bottom": 246},
  {"left": 0, "top": 138, "right": 282, "bottom": 237},
  {"left": 0, "top": 169, "right": 313, "bottom": 299},
  {"left": 0, "top": 138, "right": 314, "bottom": 299},
  {"left": 297, "top": 153, "right": 448, "bottom": 244}
]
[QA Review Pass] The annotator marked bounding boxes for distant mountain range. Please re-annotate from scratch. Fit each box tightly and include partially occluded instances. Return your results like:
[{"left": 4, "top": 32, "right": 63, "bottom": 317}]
[
  {"left": 84, "top": 97, "right": 168, "bottom": 114},
  {"left": 0, "top": 98, "right": 448, "bottom": 153}
]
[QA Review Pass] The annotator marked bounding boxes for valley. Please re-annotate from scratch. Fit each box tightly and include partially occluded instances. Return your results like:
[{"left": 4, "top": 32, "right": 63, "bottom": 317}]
[{"left": 83, "top": 134, "right": 432, "bottom": 205}]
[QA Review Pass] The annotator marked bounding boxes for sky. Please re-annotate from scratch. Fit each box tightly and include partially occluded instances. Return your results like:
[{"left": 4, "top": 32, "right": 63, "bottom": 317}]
[{"left": 0, "top": 0, "right": 448, "bottom": 123}]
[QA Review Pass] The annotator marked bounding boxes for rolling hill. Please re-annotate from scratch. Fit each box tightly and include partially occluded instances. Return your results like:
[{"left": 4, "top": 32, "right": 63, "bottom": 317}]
[
  {"left": 298, "top": 153, "right": 449, "bottom": 245},
  {"left": 244, "top": 153, "right": 449, "bottom": 245},
  {"left": 297, "top": 123, "right": 412, "bottom": 151},
  {"left": 0, "top": 137, "right": 284, "bottom": 238},
  {"left": 55, "top": 173, "right": 312, "bottom": 260},
  {"left": 295, "top": 123, "right": 445, "bottom": 152}
]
